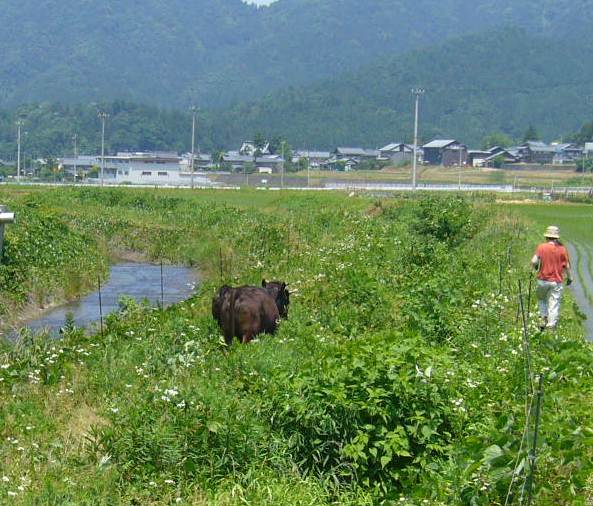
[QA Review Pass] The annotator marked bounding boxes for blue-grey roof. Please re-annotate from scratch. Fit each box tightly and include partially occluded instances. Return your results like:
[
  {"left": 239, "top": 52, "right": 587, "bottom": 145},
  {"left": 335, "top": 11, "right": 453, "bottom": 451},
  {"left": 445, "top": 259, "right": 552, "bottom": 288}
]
[
  {"left": 423, "top": 139, "right": 457, "bottom": 149},
  {"left": 223, "top": 153, "right": 283, "bottom": 163},
  {"left": 380, "top": 143, "right": 413, "bottom": 152},
  {"left": 294, "top": 150, "right": 331, "bottom": 159},
  {"left": 336, "top": 147, "right": 379, "bottom": 157},
  {"left": 529, "top": 145, "right": 556, "bottom": 153}
]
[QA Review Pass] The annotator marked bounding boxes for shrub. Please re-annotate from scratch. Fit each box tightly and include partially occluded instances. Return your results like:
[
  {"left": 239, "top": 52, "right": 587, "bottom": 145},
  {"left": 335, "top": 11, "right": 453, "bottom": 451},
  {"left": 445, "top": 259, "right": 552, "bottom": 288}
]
[
  {"left": 411, "top": 195, "right": 478, "bottom": 245},
  {"left": 268, "top": 333, "right": 458, "bottom": 498}
]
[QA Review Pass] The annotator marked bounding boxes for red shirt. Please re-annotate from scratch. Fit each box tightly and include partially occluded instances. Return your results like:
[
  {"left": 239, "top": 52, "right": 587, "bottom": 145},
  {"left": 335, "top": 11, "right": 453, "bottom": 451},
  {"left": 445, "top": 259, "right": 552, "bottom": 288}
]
[{"left": 535, "top": 241, "right": 569, "bottom": 283}]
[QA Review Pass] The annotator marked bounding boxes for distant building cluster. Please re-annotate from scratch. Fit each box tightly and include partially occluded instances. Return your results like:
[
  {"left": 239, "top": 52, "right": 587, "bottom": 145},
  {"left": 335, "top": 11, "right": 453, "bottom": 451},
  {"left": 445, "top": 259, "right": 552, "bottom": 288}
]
[{"left": 56, "top": 138, "right": 593, "bottom": 184}]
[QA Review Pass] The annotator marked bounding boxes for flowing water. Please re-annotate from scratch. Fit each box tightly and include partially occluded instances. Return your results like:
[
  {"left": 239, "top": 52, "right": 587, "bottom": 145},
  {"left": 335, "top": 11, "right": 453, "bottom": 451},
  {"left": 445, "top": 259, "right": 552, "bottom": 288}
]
[{"left": 14, "top": 262, "right": 198, "bottom": 337}]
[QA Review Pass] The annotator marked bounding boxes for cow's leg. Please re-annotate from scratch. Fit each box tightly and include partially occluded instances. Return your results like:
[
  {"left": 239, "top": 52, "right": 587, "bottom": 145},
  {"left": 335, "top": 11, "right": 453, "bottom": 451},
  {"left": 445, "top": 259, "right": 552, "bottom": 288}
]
[
  {"left": 241, "top": 322, "right": 260, "bottom": 344},
  {"left": 239, "top": 313, "right": 260, "bottom": 344},
  {"left": 222, "top": 317, "right": 234, "bottom": 347}
]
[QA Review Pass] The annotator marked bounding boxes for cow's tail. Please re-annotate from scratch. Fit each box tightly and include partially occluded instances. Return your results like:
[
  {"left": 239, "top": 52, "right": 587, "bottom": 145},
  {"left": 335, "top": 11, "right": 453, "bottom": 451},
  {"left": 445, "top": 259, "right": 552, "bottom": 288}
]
[{"left": 228, "top": 287, "right": 237, "bottom": 345}]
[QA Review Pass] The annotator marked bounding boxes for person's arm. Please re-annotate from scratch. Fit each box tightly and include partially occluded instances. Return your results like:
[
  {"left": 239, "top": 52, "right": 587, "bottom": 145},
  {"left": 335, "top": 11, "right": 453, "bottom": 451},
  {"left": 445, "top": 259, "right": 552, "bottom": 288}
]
[
  {"left": 531, "top": 253, "right": 540, "bottom": 271},
  {"left": 564, "top": 255, "right": 573, "bottom": 285}
]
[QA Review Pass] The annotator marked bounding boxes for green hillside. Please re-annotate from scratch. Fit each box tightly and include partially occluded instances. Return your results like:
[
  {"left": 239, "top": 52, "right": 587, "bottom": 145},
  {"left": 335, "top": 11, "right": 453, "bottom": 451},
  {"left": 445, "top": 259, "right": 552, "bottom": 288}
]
[
  {"left": 1, "top": 0, "right": 592, "bottom": 108},
  {"left": 208, "top": 29, "right": 593, "bottom": 148},
  {"left": 1, "top": 30, "right": 592, "bottom": 158}
]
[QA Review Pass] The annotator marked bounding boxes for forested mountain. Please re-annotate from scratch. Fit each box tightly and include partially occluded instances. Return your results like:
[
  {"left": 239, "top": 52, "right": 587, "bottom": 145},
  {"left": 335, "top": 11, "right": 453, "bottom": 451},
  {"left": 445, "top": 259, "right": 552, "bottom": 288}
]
[
  {"left": 0, "top": 103, "right": 190, "bottom": 160},
  {"left": 206, "top": 29, "right": 593, "bottom": 148},
  {"left": 1, "top": 0, "right": 592, "bottom": 108},
  {"left": 1, "top": 28, "right": 591, "bottom": 160}
]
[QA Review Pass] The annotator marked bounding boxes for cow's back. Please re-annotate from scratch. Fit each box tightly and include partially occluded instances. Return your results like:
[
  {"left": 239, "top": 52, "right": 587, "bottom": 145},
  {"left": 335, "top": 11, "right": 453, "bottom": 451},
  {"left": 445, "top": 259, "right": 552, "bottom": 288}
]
[{"left": 216, "top": 286, "right": 280, "bottom": 345}]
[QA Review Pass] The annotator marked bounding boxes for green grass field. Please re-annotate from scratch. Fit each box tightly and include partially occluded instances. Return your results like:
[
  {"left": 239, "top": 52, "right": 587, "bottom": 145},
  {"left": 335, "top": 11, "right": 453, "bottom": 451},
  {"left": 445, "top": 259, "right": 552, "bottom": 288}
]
[{"left": 1, "top": 187, "right": 592, "bottom": 504}]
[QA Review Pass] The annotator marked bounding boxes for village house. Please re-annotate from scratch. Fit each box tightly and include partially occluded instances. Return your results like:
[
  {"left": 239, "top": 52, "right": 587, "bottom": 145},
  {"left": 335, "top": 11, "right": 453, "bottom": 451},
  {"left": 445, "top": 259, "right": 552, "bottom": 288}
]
[
  {"left": 292, "top": 150, "right": 331, "bottom": 168},
  {"left": 517, "top": 141, "right": 556, "bottom": 164},
  {"left": 467, "top": 146, "right": 520, "bottom": 167},
  {"left": 59, "top": 155, "right": 101, "bottom": 176},
  {"left": 333, "top": 147, "right": 380, "bottom": 162},
  {"left": 552, "top": 143, "right": 583, "bottom": 165},
  {"left": 422, "top": 140, "right": 468, "bottom": 166},
  {"left": 322, "top": 157, "right": 359, "bottom": 172},
  {"left": 223, "top": 152, "right": 284, "bottom": 173},
  {"left": 181, "top": 153, "right": 213, "bottom": 172},
  {"left": 59, "top": 151, "right": 217, "bottom": 185},
  {"left": 105, "top": 152, "right": 190, "bottom": 183},
  {"left": 378, "top": 143, "right": 414, "bottom": 163}
]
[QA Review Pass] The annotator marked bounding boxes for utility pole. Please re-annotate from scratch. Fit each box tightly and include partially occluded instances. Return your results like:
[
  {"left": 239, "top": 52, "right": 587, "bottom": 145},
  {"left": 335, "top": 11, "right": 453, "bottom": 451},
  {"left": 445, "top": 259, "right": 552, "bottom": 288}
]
[
  {"left": 307, "top": 149, "right": 311, "bottom": 188},
  {"left": 281, "top": 141, "right": 286, "bottom": 189},
  {"left": 190, "top": 105, "right": 198, "bottom": 189},
  {"left": 458, "top": 146, "right": 463, "bottom": 190},
  {"left": 73, "top": 134, "right": 78, "bottom": 180},
  {"left": 583, "top": 149, "right": 589, "bottom": 184},
  {"left": 411, "top": 88, "right": 425, "bottom": 191},
  {"left": 16, "top": 120, "right": 23, "bottom": 183},
  {"left": 98, "top": 111, "right": 109, "bottom": 187}
]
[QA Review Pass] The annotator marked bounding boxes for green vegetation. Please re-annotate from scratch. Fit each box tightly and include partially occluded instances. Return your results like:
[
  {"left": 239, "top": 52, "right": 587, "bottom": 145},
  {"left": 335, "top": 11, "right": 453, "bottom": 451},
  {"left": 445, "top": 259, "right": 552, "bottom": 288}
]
[
  {"left": 0, "top": 102, "right": 190, "bottom": 160},
  {"left": 211, "top": 29, "right": 593, "bottom": 148},
  {"left": 1, "top": 3, "right": 593, "bottom": 154},
  {"left": 0, "top": 194, "right": 108, "bottom": 324},
  {"left": 481, "top": 132, "right": 514, "bottom": 150},
  {"left": 2, "top": 0, "right": 592, "bottom": 110},
  {"left": 0, "top": 188, "right": 592, "bottom": 504}
]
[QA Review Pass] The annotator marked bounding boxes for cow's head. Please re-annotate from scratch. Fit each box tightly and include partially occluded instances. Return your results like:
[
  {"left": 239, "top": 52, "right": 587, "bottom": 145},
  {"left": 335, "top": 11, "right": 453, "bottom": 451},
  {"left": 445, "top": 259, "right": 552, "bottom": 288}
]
[{"left": 262, "top": 279, "right": 290, "bottom": 318}]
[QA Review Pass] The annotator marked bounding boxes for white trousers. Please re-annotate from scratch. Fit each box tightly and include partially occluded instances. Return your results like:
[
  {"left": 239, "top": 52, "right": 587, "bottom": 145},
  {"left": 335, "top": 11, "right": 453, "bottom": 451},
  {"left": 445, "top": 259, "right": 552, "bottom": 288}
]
[{"left": 536, "top": 280, "right": 563, "bottom": 327}]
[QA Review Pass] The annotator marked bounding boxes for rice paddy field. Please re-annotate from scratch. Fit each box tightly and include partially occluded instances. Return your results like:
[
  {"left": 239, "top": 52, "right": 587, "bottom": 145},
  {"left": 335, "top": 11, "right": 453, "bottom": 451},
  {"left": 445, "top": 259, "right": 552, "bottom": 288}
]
[
  {"left": 285, "top": 167, "right": 593, "bottom": 188},
  {"left": 0, "top": 186, "right": 592, "bottom": 505},
  {"left": 512, "top": 202, "right": 593, "bottom": 335}
]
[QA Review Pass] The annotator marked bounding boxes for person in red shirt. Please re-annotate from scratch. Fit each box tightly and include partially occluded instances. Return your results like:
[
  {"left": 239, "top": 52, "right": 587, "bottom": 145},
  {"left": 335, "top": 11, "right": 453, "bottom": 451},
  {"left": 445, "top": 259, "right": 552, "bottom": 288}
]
[{"left": 531, "top": 226, "right": 573, "bottom": 330}]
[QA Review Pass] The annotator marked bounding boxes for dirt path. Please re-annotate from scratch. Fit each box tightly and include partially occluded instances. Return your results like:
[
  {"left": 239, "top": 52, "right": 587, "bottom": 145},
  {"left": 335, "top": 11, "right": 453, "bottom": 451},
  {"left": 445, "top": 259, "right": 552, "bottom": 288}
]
[{"left": 568, "top": 242, "right": 593, "bottom": 341}]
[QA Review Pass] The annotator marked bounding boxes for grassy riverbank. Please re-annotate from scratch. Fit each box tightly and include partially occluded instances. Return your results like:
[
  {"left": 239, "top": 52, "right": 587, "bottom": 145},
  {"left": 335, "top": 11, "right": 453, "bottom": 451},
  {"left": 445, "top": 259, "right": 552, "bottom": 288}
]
[
  {"left": 1, "top": 187, "right": 592, "bottom": 504},
  {"left": 0, "top": 191, "right": 109, "bottom": 329}
]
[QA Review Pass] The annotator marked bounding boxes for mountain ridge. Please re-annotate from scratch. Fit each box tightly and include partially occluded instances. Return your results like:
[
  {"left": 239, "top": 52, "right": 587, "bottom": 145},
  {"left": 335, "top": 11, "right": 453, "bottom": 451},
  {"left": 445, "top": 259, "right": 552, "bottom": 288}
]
[
  {"left": 1, "top": 28, "right": 591, "bottom": 159},
  {"left": 1, "top": 0, "right": 592, "bottom": 108},
  {"left": 204, "top": 28, "right": 593, "bottom": 148}
]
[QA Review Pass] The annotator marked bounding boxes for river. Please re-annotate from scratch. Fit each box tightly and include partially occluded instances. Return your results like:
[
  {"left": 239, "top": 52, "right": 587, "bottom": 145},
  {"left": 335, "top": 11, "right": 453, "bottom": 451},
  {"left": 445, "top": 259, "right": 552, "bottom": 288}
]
[{"left": 13, "top": 262, "right": 197, "bottom": 338}]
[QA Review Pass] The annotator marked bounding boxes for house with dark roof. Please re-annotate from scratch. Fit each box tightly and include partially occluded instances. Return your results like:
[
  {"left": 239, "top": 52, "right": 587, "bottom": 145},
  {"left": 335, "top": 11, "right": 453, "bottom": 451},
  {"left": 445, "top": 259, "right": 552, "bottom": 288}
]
[
  {"left": 223, "top": 152, "right": 284, "bottom": 172},
  {"left": 181, "top": 153, "right": 213, "bottom": 171},
  {"left": 334, "top": 147, "right": 380, "bottom": 162},
  {"left": 422, "top": 140, "right": 467, "bottom": 166},
  {"left": 552, "top": 143, "right": 582, "bottom": 164},
  {"left": 468, "top": 146, "right": 520, "bottom": 167},
  {"left": 517, "top": 141, "right": 556, "bottom": 164},
  {"left": 323, "top": 156, "right": 359, "bottom": 172}
]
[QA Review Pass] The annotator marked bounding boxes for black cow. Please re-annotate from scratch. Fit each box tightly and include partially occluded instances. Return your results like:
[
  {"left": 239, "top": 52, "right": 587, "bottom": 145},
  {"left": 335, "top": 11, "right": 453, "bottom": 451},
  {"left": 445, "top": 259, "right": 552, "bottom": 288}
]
[{"left": 212, "top": 280, "right": 290, "bottom": 346}]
